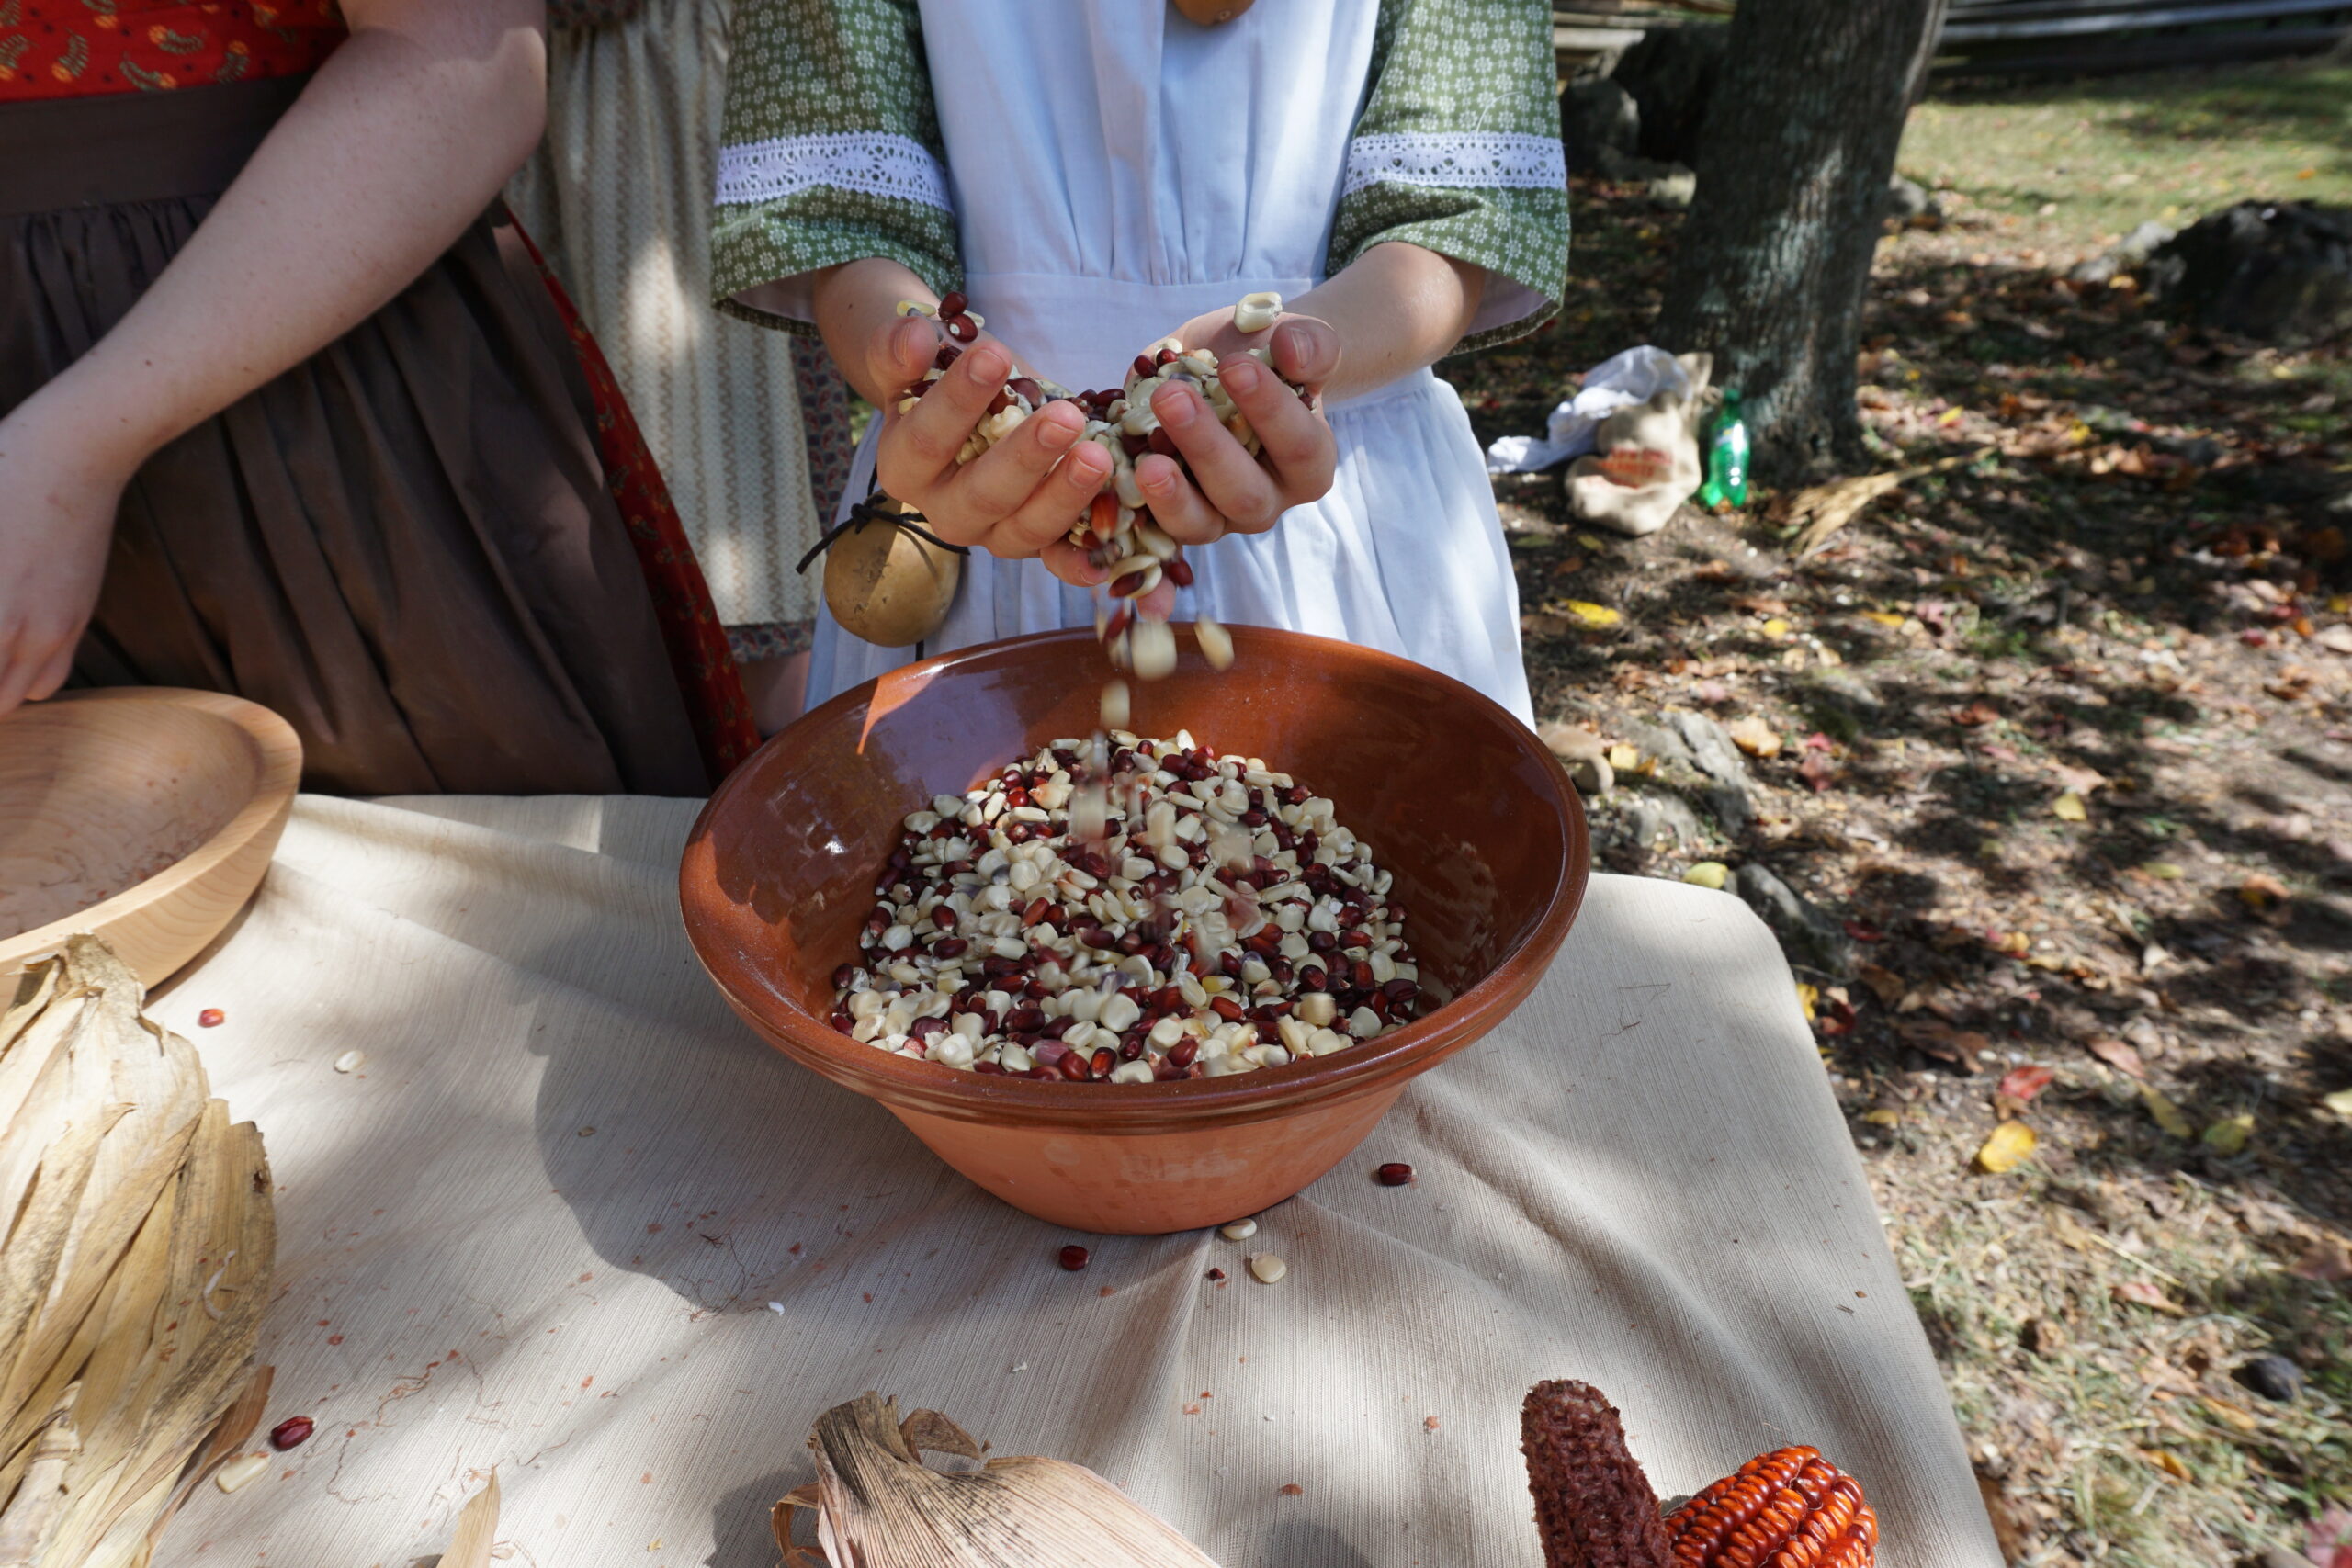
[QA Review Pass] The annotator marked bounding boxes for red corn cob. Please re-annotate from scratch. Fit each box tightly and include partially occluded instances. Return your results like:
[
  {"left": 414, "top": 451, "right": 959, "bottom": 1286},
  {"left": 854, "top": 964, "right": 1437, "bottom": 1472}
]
[{"left": 1665, "top": 1447, "right": 1877, "bottom": 1568}]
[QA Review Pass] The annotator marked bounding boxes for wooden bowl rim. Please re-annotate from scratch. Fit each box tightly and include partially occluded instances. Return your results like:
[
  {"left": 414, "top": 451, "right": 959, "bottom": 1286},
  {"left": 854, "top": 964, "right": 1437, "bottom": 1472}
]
[
  {"left": 0, "top": 687, "right": 303, "bottom": 970},
  {"left": 682, "top": 625, "right": 1590, "bottom": 1133}
]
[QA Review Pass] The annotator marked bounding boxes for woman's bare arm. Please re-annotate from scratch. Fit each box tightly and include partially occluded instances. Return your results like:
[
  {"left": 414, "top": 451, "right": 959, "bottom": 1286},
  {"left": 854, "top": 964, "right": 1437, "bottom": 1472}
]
[{"left": 0, "top": 0, "right": 547, "bottom": 714}]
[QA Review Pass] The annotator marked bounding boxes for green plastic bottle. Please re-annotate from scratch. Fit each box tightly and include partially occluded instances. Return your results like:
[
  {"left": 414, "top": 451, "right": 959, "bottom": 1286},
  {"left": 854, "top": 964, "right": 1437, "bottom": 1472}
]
[{"left": 1698, "top": 389, "right": 1751, "bottom": 510}]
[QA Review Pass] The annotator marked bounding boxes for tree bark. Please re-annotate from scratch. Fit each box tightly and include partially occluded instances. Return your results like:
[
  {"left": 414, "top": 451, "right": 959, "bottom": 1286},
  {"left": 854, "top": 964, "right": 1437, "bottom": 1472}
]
[{"left": 1656, "top": 0, "right": 1949, "bottom": 480}]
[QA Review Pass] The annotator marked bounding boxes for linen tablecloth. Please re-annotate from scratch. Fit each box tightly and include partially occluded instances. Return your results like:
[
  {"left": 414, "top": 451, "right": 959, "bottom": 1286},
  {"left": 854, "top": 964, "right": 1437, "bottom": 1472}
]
[{"left": 156, "top": 795, "right": 2000, "bottom": 1568}]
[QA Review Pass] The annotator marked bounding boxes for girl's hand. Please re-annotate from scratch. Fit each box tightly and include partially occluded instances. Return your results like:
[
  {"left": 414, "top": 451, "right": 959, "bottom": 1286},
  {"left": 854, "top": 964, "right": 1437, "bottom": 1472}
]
[
  {"left": 0, "top": 400, "right": 126, "bottom": 716},
  {"left": 1130, "top": 307, "right": 1340, "bottom": 549},
  {"left": 862, "top": 313, "right": 1111, "bottom": 568}
]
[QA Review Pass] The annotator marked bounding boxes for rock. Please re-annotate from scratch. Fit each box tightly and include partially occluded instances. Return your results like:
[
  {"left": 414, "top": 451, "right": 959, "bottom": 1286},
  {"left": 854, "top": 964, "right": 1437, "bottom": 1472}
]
[
  {"left": 2233, "top": 1353, "right": 2305, "bottom": 1404},
  {"left": 1664, "top": 713, "right": 1755, "bottom": 835},
  {"left": 1882, "top": 175, "right": 1939, "bottom": 223},
  {"left": 1571, "top": 755, "right": 1614, "bottom": 796},
  {"left": 2258, "top": 1548, "right": 2311, "bottom": 1568},
  {"left": 1538, "top": 719, "right": 1606, "bottom": 763},
  {"left": 1619, "top": 717, "right": 1698, "bottom": 774},
  {"left": 1802, "top": 669, "right": 1883, "bottom": 722},
  {"left": 1645, "top": 169, "right": 1697, "bottom": 209},
  {"left": 2069, "top": 219, "right": 2177, "bottom": 286},
  {"left": 1610, "top": 24, "right": 1728, "bottom": 167},
  {"left": 2146, "top": 201, "right": 2352, "bottom": 346},
  {"left": 2019, "top": 1318, "right": 2067, "bottom": 1357},
  {"left": 1623, "top": 790, "right": 1707, "bottom": 852},
  {"left": 1559, "top": 77, "right": 1639, "bottom": 171},
  {"left": 1735, "top": 863, "right": 1852, "bottom": 973}
]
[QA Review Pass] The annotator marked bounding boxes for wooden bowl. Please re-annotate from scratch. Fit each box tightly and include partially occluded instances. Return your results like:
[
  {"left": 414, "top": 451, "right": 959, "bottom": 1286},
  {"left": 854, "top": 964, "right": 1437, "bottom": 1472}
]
[
  {"left": 0, "top": 688, "right": 301, "bottom": 989},
  {"left": 680, "top": 626, "right": 1589, "bottom": 1235}
]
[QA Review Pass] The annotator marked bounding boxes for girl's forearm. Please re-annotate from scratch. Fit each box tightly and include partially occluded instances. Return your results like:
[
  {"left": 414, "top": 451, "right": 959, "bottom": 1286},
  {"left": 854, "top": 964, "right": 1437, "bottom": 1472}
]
[
  {"left": 21, "top": 0, "right": 546, "bottom": 479},
  {"left": 1291, "top": 242, "right": 1485, "bottom": 403}
]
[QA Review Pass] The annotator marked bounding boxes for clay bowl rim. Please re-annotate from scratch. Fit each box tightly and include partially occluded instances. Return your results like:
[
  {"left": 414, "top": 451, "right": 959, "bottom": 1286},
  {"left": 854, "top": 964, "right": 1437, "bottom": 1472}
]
[
  {"left": 0, "top": 686, "right": 303, "bottom": 969},
  {"left": 681, "top": 625, "right": 1590, "bottom": 1134}
]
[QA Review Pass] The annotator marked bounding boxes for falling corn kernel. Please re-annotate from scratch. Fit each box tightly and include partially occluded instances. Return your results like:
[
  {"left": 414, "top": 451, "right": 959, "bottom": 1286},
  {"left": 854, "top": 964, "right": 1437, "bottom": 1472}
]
[
  {"left": 1100, "top": 679, "right": 1130, "bottom": 729},
  {"left": 1195, "top": 615, "right": 1235, "bottom": 670}
]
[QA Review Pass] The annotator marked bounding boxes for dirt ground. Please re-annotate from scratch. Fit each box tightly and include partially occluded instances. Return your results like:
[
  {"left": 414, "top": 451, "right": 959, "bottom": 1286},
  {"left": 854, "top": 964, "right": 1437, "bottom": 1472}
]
[{"left": 1448, "top": 58, "right": 2352, "bottom": 1568}]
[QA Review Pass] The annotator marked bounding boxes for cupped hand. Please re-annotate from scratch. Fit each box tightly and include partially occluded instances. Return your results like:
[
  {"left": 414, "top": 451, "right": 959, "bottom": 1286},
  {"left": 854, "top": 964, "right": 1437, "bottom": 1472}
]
[
  {"left": 864, "top": 313, "right": 1111, "bottom": 570},
  {"left": 0, "top": 401, "right": 124, "bottom": 716},
  {"left": 1127, "top": 307, "right": 1339, "bottom": 551}
]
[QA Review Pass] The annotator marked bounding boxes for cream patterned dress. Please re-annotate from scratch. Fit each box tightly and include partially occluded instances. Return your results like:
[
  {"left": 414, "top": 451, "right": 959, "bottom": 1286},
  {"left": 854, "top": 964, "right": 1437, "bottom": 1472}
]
[
  {"left": 713, "top": 0, "right": 1568, "bottom": 721},
  {"left": 510, "top": 0, "right": 842, "bottom": 635}
]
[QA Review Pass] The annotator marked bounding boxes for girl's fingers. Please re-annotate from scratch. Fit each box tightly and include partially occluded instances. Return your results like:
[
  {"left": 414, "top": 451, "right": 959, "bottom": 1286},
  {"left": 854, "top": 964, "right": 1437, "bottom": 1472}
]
[
  {"left": 1149, "top": 382, "right": 1284, "bottom": 532},
  {"left": 25, "top": 637, "right": 74, "bottom": 704},
  {"left": 983, "top": 439, "right": 1114, "bottom": 560},
  {"left": 868, "top": 313, "right": 939, "bottom": 400},
  {"left": 941, "top": 398, "right": 1088, "bottom": 526},
  {"left": 1219, "top": 355, "right": 1335, "bottom": 497},
  {"left": 1269, "top": 317, "right": 1340, "bottom": 394},
  {"left": 1136, "top": 576, "right": 1178, "bottom": 623},
  {"left": 876, "top": 341, "right": 1013, "bottom": 507},
  {"left": 1131, "top": 453, "right": 1225, "bottom": 546},
  {"left": 1039, "top": 537, "right": 1107, "bottom": 587}
]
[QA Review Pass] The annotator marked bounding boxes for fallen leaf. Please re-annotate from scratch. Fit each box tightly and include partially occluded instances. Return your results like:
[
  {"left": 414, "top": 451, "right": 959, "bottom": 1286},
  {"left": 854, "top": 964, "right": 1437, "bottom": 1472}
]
[
  {"left": 2052, "top": 792, "right": 2088, "bottom": 822},
  {"left": 2200, "top": 1112, "right": 2255, "bottom": 1156},
  {"left": 1951, "top": 701, "right": 2001, "bottom": 727},
  {"left": 1683, "top": 862, "right": 1729, "bottom": 890},
  {"left": 2239, "top": 872, "right": 2290, "bottom": 909},
  {"left": 1861, "top": 1108, "right": 1902, "bottom": 1128},
  {"left": 1606, "top": 743, "right": 1642, "bottom": 772},
  {"left": 2112, "top": 1280, "right": 2186, "bottom": 1316},
  {"left": 1860, "top": 610, "right": 1906, "bottom": 628},
  {"left": 2052, "top": 762, "right": 2107, "bottom": 795},
  {"left": 1564, "top": 600, "right": 1622, "bottom": 628},
  {"left": 2086, "top": 1037, "right": 2147, "bottom": 1079},
  {"left": 1974, "top": 1121, "right": 2038, "bottom": 1174},
  {"left": 2139, "top": 1447, "right": 2191, "bottom": 1480},
  {"left": 1856, "top": 964, "right": 1905, "bottom": 1006},
  {"left": 2199, "top": 1395, "right": 2259, "bottom": 1433},
  {"left": 1842, "top": 919, "right": 1885, "bottom": 942},
  {"left": 2141, "top": 1084, "right": 2194, "bottom": 1139},
  {"left": 2324, "top": 1088, "right": 2352, "bottom": 1118},
  {"left": 1760, "top": 617, "right": 1792, "bottom": 640},
  {"left": 1798, "top": 752, "right": 1837, "bottom": 793},
  {"left": 1794, "top": 982, "right": 1818, "bottom": 1021},
  {"left": 1997, "top": 1064, "right": 2056, "bottom": 1104},
  {"left": 2292, "top": 1238, "right": 2352, "bottom": 1283},
  {"left": 2141, "top": 861, "right": 2184, "bottom": 880},
  {"left": 1727, "top": 716, "right": 1782, "bottom": 758},
  {"left": 1801, "top": 732, "right": 1835, "bottom": 752}
]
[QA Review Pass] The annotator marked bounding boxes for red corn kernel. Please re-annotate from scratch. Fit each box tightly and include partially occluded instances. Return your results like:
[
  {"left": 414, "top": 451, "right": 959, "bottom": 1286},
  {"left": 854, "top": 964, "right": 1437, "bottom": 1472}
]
[
  {"left": 1209, "top": 995, "right": 1245, "bottom": 1022},
  {"left": 938, "top": 289, "right": 967, "bottom": 317},
  {"left": 1057, "top": 1052, "right": 1091, "bottom": 1081},
  {"left": 1089, "top": 1047, "right": 1116, "bottom": 1078},
  {"left": 198, "top": 1008, "right": 226, "bottom": 1029},
  {"left": 1375, "top": 1162, "right": 1415, "bottom": 1187},
  {"left": 1133, "top": 353, "right": 1157, "bottom": 379},
  {"left": 270, "top": 1416, "right": 314, "bottom": 1450},
  {"left": 1169, "top": 1038, "right": 1200, "bottom": 1067},
  {"left": 1058, "top": 1244, "right": 1090, "bottom": 1270},
  {"left": 945, "top": 314, "right": 978, "bottom": 342},
  {"left": 1165, "top": 558, "right": 1194, "bottom": 588}
]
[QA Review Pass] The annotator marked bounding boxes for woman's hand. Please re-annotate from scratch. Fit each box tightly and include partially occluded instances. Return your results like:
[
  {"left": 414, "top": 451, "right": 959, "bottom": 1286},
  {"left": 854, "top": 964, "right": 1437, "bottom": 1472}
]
[
  {"left": 0, "top": 400, "right": 126, "bottom": 715},
  {"left": 1125, "top": 306, "right": 1340, "bottom": 552},
  {"left": 863, "top": 315, "right": 1112, "bottom": 565}
]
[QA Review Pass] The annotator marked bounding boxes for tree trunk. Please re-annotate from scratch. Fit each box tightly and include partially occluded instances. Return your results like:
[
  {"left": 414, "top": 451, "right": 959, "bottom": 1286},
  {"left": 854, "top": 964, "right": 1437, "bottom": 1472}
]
[{"left": 1656, "top": 0, "right": 1949, "bottom": 480}]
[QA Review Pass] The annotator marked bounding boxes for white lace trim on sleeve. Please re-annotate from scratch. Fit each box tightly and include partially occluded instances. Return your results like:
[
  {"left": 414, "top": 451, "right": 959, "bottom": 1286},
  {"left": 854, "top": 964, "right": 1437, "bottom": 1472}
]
[
  {"left": 715, "top": 131, "right": 953, "bottom": 211},
  {"left": 1341, "top": 130, "right": 1566, "bottom": 197}
]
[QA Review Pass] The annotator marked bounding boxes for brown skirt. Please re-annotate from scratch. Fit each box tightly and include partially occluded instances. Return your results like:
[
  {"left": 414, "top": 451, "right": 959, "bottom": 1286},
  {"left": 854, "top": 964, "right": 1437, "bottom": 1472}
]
[{"left": 0, "top": 77, "right": 707, "bottom": 796}]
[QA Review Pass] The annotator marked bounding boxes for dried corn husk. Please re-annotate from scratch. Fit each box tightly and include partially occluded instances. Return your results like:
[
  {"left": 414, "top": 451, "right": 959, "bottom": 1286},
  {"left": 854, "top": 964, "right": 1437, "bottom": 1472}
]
[
  {"left": 773, "top": 1393, "right": 1220, "bottom": 1568},
  {"left": 0, "top": 937, "right": 274, "bottom": 1567},
  {"left": 436, "top": 1473, "right": 501, "bottom": 1568}
]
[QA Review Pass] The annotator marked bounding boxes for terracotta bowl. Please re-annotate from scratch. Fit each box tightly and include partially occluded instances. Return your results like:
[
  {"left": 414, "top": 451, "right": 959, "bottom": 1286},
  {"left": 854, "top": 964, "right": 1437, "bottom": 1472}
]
[
  {"left": 679, "top": 626, "right": 1588, "bottom": 1235},
  {"left": 0, "top": 688, "right": 301, "bottom": 989}
]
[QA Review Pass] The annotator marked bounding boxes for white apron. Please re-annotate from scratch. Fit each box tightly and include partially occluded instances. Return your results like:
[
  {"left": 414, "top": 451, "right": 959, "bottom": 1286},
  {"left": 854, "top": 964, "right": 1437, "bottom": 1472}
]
[{"left": 806, "top": 0, "right": 1533, "bottom": 725}]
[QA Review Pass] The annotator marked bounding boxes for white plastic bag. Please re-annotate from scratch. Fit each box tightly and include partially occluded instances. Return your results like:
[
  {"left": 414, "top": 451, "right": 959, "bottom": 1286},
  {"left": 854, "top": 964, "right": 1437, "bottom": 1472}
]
[{"left": 1484, "top": 346, "right": 1695, "bottom": 473}]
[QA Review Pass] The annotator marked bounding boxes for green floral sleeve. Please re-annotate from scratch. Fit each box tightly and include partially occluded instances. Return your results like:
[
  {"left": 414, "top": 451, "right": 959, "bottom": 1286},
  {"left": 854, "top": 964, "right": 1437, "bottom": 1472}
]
[
  {"left": 712, "top": 0, "right": 962, "bottom": 334},
  {"left": 1329, "top": 0, "right": 1569, "bottom": 355}
]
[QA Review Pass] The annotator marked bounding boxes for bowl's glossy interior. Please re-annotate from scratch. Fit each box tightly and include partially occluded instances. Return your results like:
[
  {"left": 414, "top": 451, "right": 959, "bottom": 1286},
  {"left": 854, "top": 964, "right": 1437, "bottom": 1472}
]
[
  {"left": 681, "top": 625, "right": 1588, "bottom": 1134},
  {"left": 0, "top": 687, "right": 302, "bottom": 986}
]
